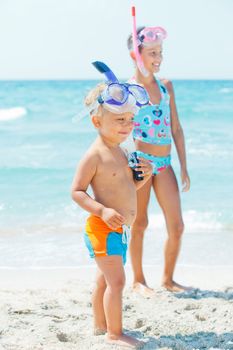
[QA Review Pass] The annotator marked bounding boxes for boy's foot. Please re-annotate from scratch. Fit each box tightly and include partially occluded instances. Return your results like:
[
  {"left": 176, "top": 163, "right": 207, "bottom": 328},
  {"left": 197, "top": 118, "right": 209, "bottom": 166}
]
[
  {"left": 162, "top": 280, "right": 194, "bottom": 292},
  {"left": 106, "top": 333, "right": 145, "bottom": 349},
  {"left": 132, "top": 282, "right": 155, "bottom": 297},
  {"left": 94, "top": 328, "right": 107, "bottom": 335}
]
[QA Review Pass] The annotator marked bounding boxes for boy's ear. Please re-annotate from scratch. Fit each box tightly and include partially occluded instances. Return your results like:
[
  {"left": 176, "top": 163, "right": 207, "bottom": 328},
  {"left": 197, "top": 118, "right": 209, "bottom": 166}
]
[
  {"left": 130, "top": 50, "right": 136, "bottom": 60},
  {"left": 91, "top": 115, "right": 101, "bottom": 128}
]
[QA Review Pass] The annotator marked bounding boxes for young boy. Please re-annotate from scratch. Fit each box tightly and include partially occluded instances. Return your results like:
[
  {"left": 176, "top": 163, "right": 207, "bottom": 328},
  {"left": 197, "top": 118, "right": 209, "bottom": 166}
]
[{"left": 71, "top": 62, "right": 152, "bottom": 348}]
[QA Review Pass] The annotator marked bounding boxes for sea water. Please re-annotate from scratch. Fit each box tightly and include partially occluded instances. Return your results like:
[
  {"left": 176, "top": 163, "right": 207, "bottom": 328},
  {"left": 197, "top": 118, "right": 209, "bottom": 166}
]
[{"left": 0, "top": 80, "right": 233, "bottom": 268}]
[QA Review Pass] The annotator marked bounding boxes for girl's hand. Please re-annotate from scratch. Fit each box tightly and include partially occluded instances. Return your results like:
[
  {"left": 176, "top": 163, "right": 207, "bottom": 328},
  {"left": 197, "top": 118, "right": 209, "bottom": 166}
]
[
  {"left": 100, "top": 207, "right": 125, "bottom": 230},
  {"left": 181, "top": 169, "right": 190, "bottom": 192},
  {"left": 135, "top": 157, "right": 153, "bottom": 178}
]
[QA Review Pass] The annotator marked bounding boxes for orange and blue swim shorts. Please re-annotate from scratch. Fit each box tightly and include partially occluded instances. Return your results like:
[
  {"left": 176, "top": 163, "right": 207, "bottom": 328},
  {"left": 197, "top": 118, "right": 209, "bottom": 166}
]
[{"left": 84, "top": 215, "right": 128, "bottom": 264}]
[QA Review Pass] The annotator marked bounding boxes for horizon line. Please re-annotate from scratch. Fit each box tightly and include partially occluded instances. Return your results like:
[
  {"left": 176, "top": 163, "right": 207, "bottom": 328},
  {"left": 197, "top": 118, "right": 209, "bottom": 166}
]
[{"left": 1, "top": 77, "right": 233, "bottom": 82}]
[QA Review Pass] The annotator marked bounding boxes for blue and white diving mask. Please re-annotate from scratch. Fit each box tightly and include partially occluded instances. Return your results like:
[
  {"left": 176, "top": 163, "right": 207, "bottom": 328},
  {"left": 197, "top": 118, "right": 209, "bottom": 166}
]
[{"left": 91, "top": 61, "right": 149, "bottom": 115}]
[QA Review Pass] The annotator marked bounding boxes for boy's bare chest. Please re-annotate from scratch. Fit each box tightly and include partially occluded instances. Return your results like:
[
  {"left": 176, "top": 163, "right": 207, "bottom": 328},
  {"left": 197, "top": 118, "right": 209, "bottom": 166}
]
[{"left": 97, "top": 152, "right": 131, "bottom": 179}]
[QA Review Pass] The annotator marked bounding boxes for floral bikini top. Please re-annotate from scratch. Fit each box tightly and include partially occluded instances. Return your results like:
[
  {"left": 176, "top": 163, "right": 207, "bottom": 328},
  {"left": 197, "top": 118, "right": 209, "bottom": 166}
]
[{"left": 132, "top": 78, "right": 171, "bottom": 145}]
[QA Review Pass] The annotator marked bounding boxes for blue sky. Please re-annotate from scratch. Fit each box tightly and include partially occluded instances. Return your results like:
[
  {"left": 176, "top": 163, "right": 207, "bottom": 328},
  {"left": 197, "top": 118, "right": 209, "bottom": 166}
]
[{"left": 0, "top": 0, "right": 232, "bottom": 80}]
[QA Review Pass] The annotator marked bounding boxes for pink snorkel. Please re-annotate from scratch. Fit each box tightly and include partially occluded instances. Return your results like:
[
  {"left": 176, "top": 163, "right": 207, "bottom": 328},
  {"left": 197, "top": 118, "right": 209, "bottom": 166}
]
[{"left": 131, "top": 6, "right": 149, "bottom": 77}]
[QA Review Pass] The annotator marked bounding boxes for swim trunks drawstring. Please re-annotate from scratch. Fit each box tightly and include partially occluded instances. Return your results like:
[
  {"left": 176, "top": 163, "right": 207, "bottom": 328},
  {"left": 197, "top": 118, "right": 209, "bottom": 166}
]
[{"left": 122, "top": 225, "right": 131, "bottom": 244}]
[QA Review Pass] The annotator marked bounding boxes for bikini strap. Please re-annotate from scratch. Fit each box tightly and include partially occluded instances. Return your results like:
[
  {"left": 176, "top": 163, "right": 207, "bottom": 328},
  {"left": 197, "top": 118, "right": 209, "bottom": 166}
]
[{"left": 156, "top": 78, "right": 167, "bottom": 97}]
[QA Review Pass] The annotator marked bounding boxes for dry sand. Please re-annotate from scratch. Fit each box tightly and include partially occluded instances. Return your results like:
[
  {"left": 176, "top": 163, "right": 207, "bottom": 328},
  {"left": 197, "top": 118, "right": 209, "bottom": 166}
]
[{"left": 0, "top": 265, "right": 233, "bottom": 350}]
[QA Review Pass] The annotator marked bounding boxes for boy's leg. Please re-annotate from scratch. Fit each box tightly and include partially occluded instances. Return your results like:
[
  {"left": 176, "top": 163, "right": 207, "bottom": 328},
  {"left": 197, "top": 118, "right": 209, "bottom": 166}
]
[
  {"left": 92, "top": 267, "right": 107, "bottom": 334},
  {"left": 95, "top": 255, "right": 143, "bottom": 348},
  {"left": 95, "top": 255, "right": 125, "bottom": 336}
]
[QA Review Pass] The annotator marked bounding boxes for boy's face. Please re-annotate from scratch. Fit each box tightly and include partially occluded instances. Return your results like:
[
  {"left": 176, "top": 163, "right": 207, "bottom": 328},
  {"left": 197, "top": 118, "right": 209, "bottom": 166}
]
[
  {"left": 140, "top": 44, "right": 163, "bottom": 74},
  {"left": 93, "top": 109, "right": 134, "bottom": 143}
]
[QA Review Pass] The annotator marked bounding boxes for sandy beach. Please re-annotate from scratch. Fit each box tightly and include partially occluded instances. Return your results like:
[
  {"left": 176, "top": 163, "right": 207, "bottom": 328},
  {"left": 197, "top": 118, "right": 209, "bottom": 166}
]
[{"left": 0, "top": 265, "right": 233, "bottom": 350}]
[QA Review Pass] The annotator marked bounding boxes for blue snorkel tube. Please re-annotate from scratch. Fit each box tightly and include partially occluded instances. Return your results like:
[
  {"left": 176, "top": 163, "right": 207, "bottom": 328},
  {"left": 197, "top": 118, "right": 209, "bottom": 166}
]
[
  {"left": 92, "top": 61, "right": 119, "bottom": 84},
  {"left": 92, "top": 60, "right": 149, "bottom": 109},
  {"left": 72, "top": 60, "right": 149, "bottom": 123}
]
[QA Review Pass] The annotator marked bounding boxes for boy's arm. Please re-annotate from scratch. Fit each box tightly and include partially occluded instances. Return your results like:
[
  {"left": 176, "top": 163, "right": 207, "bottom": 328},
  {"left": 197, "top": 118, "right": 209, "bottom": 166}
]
[
  {"left": 71, "top": 153, "right": 125, "bottom": 229},
  {"left": 71, "top": 153, "right": 104, "bottom": 216}
]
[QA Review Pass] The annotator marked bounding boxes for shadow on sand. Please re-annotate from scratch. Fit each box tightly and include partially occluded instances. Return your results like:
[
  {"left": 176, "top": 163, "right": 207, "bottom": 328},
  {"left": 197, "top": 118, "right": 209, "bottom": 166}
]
[
  {"left": 174, "top": 287, "right": 233, "bottom": 301},
  {"left": 128, "top": 330, "right": 233, "bottom": 349}
]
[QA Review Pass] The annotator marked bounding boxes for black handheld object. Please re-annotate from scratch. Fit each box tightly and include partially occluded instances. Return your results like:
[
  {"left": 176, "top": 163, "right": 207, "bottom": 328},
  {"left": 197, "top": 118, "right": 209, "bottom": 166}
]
[{"left": 129, "top": 152, "right": 143, "bottom": 181}]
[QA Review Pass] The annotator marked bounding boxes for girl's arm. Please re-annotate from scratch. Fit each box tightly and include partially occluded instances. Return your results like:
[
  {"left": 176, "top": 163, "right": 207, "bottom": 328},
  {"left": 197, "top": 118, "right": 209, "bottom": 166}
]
[{"left": 165, "top": 80, "right": 190, "bottom": 192}]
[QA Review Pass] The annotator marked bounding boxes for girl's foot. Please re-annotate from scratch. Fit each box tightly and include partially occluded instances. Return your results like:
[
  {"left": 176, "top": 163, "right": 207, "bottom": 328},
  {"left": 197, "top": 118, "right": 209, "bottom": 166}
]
[
  {"left": 162, "top": 280, "right": 194, "bottom": 292},
  {"left": 106, "top": 333, "right": 145, "bottom": 349},
  {"left": 132, "top": 282, "right": 155, "bottom": 297}
]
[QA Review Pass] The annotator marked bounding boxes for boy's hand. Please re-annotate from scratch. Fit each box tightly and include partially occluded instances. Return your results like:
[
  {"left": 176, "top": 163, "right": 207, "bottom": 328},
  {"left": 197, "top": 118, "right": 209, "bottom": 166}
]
[
  {"left": 100, "top": 207, "right": 125, "bottom": 230},
  {"left": 135, "top": 157, "right": 153, "bottom": 178}
]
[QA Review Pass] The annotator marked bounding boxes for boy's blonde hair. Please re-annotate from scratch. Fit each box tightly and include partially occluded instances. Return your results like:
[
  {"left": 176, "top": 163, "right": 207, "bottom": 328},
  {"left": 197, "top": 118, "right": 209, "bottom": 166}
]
[{"left": 84, "top": 83, "right": 106, "bottom": 116}]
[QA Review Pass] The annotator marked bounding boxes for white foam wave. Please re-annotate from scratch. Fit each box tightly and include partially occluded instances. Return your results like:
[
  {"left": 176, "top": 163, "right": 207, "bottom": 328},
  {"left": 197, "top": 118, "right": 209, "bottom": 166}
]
[
  {"left": 188, "top": 147, "right": 230, "bottom": 157},
  {"left": 148, "top": 210, "right": 224, "bottom": 233},
  {"left": 219, "top": 88, "right": 233, "bottom": 94},
  {"left": 0, "top": 107, "right": 27, "bottom": 121}
]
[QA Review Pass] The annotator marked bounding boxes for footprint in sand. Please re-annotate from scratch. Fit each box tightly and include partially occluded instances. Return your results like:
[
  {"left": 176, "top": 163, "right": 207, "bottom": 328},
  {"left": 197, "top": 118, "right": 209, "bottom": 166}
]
[
  {"left": 195, "top": 314, "right": 206, "bottom": 321},
  {"left": 76, "top": 313, "right": 88, "bottom": 320},
  {"left": 56, "top": 332, "right": 69, "bottom": 342},
  {"left": 9, "top": 308, "right": 34, "bottom": 315},
  {"left": 135, "top": 318, "right": 146, "bottom": 328},
  {"left": 40, "top": 301, "right": 60, "bottom": 310},
  {"left": 184, "top": 303, "right": 201, "bottom": 311},
  {"left": 123, "top": 304, "right": 134, "bottom": 311}
]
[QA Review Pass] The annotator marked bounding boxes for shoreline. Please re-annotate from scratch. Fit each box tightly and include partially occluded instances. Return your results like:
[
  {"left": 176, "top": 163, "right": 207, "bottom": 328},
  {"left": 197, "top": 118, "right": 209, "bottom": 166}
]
[
  {"left": 1, "top": 228, "right": 233, "bottom": 269},
  {"left": 1, "top": 264, "right": 233, "bottom": 290}
]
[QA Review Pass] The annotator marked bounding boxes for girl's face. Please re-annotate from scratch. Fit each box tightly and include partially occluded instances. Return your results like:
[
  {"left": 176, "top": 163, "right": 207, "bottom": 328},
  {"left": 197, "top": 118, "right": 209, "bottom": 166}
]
[{"left": 140, "top": 44, "right": 163, "bottom": 74}]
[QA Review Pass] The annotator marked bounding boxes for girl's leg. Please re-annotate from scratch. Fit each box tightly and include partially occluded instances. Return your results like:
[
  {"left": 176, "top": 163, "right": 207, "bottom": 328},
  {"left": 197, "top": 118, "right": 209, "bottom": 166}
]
[
  {"left": 130, "top": 177, "right": 152, "bottom": 293},
  {"left": 152, "top": 166, "right": 186, "bottom": 291},
  {"left": 92, "top": 267, "right": 107, "bottom": 334},
  {"left": 95, "top": 255, "right": 143, "bottom": 348}
]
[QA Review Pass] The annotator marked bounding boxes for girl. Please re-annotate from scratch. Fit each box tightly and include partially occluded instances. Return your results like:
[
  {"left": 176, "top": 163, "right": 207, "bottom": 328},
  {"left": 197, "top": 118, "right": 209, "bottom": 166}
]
[{"left": 127, "top": 9, "right": 191, "bottom": 294}]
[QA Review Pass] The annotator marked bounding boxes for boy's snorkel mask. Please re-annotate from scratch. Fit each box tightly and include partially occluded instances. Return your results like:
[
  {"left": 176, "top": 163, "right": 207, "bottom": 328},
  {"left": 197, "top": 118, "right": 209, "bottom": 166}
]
[
  {"left": 131, "top": 6, "right": 167, "bottom": 77},
  {"left": 90, "top": 61, "right": 149, "bottom": 115}
]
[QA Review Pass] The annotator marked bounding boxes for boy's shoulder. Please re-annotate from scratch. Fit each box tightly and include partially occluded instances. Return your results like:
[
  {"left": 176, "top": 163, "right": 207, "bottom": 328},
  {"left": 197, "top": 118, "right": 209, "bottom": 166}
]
[{"left": 81, "top": 143, "right": 101, "bottom": 164}]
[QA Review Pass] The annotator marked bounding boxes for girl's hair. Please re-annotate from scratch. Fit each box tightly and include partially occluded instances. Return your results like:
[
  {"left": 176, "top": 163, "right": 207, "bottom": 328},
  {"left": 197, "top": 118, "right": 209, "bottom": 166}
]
[
  {"left": 127, "top": 26, "right": 145, "bottom": 53},
  {"left": 84, "top": 82, "right": 106, "bottom": 115}
]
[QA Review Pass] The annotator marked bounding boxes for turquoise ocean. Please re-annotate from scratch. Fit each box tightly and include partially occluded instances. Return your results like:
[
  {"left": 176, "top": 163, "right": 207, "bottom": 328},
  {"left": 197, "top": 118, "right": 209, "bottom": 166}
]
[{"left": 0, "top": 80, "right": 233, "bottom": 268}]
